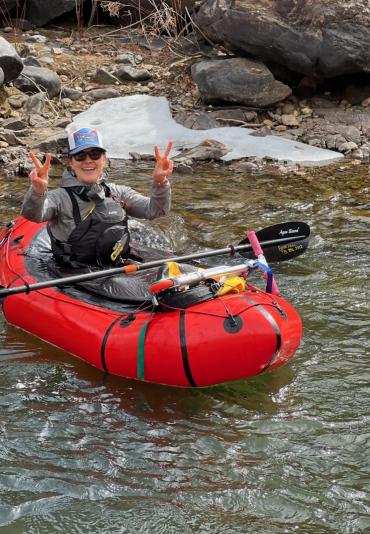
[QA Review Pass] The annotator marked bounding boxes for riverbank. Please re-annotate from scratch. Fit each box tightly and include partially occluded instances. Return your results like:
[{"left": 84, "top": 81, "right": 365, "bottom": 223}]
[{"left": 0, "top": 23, "right": 370, "bottom": 177}]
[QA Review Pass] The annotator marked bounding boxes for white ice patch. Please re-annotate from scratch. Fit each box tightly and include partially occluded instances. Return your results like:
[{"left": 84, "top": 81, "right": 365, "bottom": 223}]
[{"left": 67, "top": 95, "right": 343, "bottom": 165}]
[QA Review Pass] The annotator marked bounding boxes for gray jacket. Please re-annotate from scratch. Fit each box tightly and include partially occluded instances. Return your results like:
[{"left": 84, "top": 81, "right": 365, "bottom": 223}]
[{"left": 21, "top": 169, "right": 171, "bottom": 242}]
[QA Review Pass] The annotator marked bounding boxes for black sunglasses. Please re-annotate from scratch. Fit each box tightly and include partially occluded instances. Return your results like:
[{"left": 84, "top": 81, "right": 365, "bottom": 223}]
[{"left": 72, "top": 149, "right": 105, "bottom": 162}]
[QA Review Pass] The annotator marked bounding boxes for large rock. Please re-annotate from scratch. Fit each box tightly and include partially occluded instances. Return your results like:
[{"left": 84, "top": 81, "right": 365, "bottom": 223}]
[
  {"left": 25, "top": 0, "right": 88, "bottom": 27},
  {"left": 0, "top": 36, "right": 23, "bottom": 84},
  {"left": 0, "top": 1, "right": 17, "bottom": 13},
  {"left": 191, "top": 58, "right": 291, "bottom": 107},
  {"left": 194, "top": 0, "right": 370, "bottom": 78},
  {"left": 13, "top": 66, "right": 61, "bottom": 98},
  {"left": 114, "top": 66, "right": 152, "bottom": 82}
]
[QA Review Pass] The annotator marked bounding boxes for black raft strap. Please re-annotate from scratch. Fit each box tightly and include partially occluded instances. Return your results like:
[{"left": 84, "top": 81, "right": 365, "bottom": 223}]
[{"left": 179, "top": 310, "right": 197, "bottom": 387}]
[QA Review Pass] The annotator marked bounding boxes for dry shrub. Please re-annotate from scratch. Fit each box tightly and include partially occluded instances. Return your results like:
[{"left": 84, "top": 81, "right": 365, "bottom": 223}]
[
  {"left": 99, "top": 1, "right": 122, "bottom": 18},
  {"left": 94, "top": 1, "right": 188, "bottom": 39}
]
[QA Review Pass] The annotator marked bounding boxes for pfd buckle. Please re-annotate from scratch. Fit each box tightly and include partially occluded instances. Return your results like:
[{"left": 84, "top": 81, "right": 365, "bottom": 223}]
[{"left": 110, "top": 242, "right": 124, "bottom": 262}]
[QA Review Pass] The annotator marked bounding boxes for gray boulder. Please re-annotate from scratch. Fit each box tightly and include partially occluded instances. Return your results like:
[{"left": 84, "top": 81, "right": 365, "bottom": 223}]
[
  {"left": 92, "top": 68, "right": 119, "bottom": 85},
  {"left": 0, "top": 129, "right": 26, "bottom": 146},
  {"left": 194, "top": 0, "right": 370, "bottom": 78},
  {"left": 61, "top": 87, "right": 83, "bottom": 101},
  {"left": 14, "top": 65, "right": 61, "bottom": 98},
  {"left": 2, "top": 117, "right": 28, "bottom": 131},
  {"left": 23, "top": 56, "right": 42, "bottom": 68},
  {"left": 173, "top": 139, "right": 229, "bottom": 162},
  {"left": 0, "top": 36, "right": 23, "bottom": 84},
  {"left": 25, "top": 0, "right": 88, "bottom": 27},
  {"left": 175, "top": 110, "right": 220, "bottom": 130},
  {"left": 33, "top": 132, "right": 69, "bottom": 154},
  {"left": 85, "top": 88, "right": 120, "bottom": 101},
  {"left": 114, "top": 66, "right": 152, "bottom": 82},
  {"left": 24, "top": 92, "right": 47, "bottom": 114},
  {"left": 114, "top": 53, "right": 143, "bottom": 65},
  {"left": 191, "top": 58, "right": 291, "bottom": 107},
  {"left": 0, "top": 67, "right": 4, "bottom": 85}
]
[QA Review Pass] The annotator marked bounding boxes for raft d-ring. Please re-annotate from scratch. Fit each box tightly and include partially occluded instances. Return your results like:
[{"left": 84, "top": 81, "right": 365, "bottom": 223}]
[
  {"left": 149, "top": 278, "right": 175, "bottom": 295},
  {"left": 224, "top": 315, "right": 243, "bottom": 334}
]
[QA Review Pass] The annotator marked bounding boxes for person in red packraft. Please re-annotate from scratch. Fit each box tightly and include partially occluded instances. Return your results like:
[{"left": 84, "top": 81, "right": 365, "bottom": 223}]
[{"left": 21, "top": 127, "right": 173, "bottom": 268}]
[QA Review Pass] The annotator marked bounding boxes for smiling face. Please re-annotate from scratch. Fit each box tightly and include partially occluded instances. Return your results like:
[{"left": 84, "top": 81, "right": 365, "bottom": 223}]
[{"left": 69, "top": 149, "right": 107, "bottom": 184}]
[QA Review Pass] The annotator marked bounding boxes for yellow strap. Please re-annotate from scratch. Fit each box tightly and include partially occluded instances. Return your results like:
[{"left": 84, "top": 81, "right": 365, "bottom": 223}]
[
  {"left": 82, "top": 204, "right": 96, "bottom": 221},
  {"left": 110, "top": 242, "right": 124, "bottom": 261}
]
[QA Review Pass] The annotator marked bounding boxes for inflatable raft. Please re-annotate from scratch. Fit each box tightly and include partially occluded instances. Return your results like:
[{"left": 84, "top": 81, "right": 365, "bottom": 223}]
[{"left": 0, "top": 217, "right": 304, "bottom": 387}]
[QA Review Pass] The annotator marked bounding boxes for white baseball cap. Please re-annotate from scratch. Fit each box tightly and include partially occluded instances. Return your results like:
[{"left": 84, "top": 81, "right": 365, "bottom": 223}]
[{"left": 68, "top": 127, "right": 106, "bottom": 155}]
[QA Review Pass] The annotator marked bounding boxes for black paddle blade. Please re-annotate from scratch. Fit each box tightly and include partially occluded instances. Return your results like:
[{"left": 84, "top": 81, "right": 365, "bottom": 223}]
[{"left": 239, "top": 221, "right": 310, "bottom": 261}]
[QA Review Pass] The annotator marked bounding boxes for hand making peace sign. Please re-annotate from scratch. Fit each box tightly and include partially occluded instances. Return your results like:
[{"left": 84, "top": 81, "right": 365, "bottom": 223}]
[
  {"left": 153, "top": 141, "right": 173, "bottom": 186},
  {"left": 28, "top": 151, "right": 52, "bottom": 197}
]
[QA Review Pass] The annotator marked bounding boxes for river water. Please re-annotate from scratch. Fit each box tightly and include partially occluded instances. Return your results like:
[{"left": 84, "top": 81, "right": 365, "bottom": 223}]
[{"left": 0, "top": 161, "right": 369, "bottom": 533}]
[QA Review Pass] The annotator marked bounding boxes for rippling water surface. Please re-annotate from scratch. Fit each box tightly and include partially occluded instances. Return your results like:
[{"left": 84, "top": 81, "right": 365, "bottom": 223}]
[{"left": 0, "top": 162, "right": 369, "bottom": 533}]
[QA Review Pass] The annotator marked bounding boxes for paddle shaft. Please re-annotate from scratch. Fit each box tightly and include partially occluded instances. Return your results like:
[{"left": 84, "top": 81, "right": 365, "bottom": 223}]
[{"left": 0, "top": 234, "right": 306, "bottom": 298}]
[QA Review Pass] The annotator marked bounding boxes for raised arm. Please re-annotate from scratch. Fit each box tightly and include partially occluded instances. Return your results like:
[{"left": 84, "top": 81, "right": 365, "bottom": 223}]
[
  {"left": 21, "top": 152, "right": 59, "bottom": 223},
  {"left": 111, "top": 142, "right": 173, "bottom": 219},
  {"left": 28, "top": 151, "right": 52, "bottom": 196},
  {"left": 152, "top": 141, "right": 173, "bottom": 187}
]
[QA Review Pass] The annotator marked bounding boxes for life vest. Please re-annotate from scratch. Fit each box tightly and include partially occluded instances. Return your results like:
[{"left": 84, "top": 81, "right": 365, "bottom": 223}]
[{"left": 49, "top": 184, "right": 130, "bottom": 267}]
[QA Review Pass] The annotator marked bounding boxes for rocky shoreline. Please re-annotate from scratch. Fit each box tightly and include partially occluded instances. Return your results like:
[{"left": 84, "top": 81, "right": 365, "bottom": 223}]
[{"left": 0, "top": 20, "right": 370, "bottom": 178}]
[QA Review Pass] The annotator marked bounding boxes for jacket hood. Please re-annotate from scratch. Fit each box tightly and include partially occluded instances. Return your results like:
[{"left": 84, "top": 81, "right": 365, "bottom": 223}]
[
  {"left": 60, "top": 169, "right": 108, "bottom": 198},
  {"left": 60, "top": 168, "right": 106, "bottom": 190},
  {"left": 61, "top": 169, "right": 83, "bottom": 187}
]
